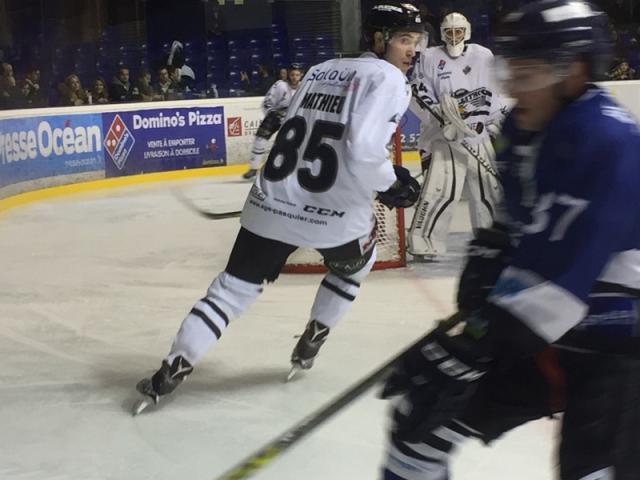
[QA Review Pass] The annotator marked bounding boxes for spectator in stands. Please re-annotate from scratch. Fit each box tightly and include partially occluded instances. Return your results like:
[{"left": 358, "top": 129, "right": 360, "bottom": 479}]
[
  {"left": 155, "top": 66, "right": 180, "bottom": 100},
  {"left": 607, "top": 59, "right": 637, "bottom": 79},
  {"left": 137, "top": 69, "right": 162, "bottom": 102},
  {"left": 58, "top": 74, "right": 88, "bottom": 106},
  {"left": 169, "top": 66, "right": 184, "bottom": 92},
  {"left": 206, "top": 82, "right": 219, "bottom": 98},
  {"left": 90, "top": 77, "right": 109, "bottom": 104},
  {"left": 23, "top": 67, "right": 45, "bottom": 107},
  {"left": 240, "top": 64, "right": 276, "bottom": 97},
  {"left": 162, "top": 65, "right": 185, "bottom": 100},
  {"left": 109, "top": 67, "right": 133, "bottom": 103},
  {"left": 0, "top": 62, "right": 20, "bottom": 109}
]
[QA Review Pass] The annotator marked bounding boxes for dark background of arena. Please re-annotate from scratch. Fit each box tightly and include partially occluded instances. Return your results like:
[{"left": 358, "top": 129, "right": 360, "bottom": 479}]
[{"left": 0, "top": 0, "right": 638, "bottom": 110}]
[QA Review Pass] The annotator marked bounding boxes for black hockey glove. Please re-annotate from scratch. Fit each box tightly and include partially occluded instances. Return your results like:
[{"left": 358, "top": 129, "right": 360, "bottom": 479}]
[
  {"left": 377, "top": 165, "right": 420, "bottom": 209},
  {"left": 381, "top": 319, "right": 491, "bottom": 443},
  {"left": 457, "top": 225, "right": 511, "bottom": 313}
]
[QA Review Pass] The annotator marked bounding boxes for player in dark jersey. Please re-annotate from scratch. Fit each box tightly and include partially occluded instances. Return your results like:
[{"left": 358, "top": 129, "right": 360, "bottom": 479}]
[{"left": 380, "top": 2, "right": 640, "bottom": 479}]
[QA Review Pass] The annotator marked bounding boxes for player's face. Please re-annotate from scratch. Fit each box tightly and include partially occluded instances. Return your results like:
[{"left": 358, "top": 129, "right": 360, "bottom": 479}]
[
  {"left": 385, "top": 32, "right": 422, "bottom": 73},
  {"left": 288, "top": 69, "right": 302, "bottom": 87},
  {"left": 504, "top": 58, "right": 562, "bottom": 131}
]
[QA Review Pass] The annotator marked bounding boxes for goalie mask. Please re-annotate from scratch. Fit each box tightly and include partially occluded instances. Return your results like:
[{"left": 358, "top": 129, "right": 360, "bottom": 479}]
[{"left": 441, "top": 12, "right": 471, "bottom": 58}]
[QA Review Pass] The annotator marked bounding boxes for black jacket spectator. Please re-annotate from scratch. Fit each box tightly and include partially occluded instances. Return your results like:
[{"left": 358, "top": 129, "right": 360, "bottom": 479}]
[
  {"left": 22, "top": 67, "right": 45, "bottom": 107},
  {"left": 109, "top": 67, "right": 133, "bottom": 102}
]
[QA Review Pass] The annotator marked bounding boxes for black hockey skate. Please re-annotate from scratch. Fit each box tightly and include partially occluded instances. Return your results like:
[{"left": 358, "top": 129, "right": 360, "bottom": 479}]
[
  {"left": 287, "top": 320, "right": 330, "bottom": 381},
  {"left": 242, "top": 168, "right": 257, "bottom": 180},
  {"left": 132, "top": 356, "right": 193, "bottom": 415}
]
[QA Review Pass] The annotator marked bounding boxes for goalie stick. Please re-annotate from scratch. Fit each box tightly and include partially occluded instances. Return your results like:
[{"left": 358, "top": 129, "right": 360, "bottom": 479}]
[
  {"left": 410, "top": 85, "right": 500, "bottom": 180},
  {"left": 212, "top": 312, "right": 462, "bottom": 480},
  {"left": 172, "top": 188, "right": 242, "bottom": 220}
]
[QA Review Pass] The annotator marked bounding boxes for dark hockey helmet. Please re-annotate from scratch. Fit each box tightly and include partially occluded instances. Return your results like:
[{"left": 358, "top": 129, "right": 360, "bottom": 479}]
[
  {"left": 287, "top": 63, "right": 303, "bottom": 72},
  {"left": 363, "top": 2, "right": 425, "bottom": 46},
  {"left": 494, "top": 0, "right": 613, "bottom": 80}
]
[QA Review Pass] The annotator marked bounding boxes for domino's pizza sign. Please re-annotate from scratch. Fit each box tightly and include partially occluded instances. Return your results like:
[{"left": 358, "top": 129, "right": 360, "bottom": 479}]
[{"left": 104, "top": 114, "right": 135, "bottom": 170}]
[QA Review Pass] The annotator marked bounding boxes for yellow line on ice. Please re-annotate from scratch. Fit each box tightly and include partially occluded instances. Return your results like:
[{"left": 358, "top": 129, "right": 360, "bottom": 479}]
[{"left": 0, "top": 153, "right": 419, "bottom": 215}]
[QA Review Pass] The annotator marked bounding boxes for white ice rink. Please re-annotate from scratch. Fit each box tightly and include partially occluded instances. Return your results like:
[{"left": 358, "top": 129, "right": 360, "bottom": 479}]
[{"left": 0, "top": 173, "right": 557, "bottom": 480}]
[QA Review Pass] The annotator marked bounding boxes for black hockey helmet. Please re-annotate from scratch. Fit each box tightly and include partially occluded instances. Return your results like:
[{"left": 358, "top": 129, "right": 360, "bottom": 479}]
[
  {"left": 287, "top": 63, "right": 303, "bottom": 72},
  {"left": 494, "top": 0, "right": 613, "bottom": 80},
  {"left": 363, "top": 2, "right": 425, "bottom": 46}
]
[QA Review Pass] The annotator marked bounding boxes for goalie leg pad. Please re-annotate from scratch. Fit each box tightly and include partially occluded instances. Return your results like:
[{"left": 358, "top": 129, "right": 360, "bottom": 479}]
[
  {"left": 408, "top": 141, "right": 466, "bottom": 256},
  {"left": 461, "top": 139, "right": 502, "bottom": 231}
]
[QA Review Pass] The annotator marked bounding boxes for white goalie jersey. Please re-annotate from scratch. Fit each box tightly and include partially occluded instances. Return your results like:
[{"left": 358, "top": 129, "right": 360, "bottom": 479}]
[
  {"left": 410, "top": 44, "right": 506, "bottom": 149},
  {"left": 241, "top": 57, "right": 410, "bottom": 249}
]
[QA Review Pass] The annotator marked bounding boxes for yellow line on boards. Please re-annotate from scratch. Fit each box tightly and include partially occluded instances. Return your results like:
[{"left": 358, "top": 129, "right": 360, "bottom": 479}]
[{"left": 0, "top": 153, "right": 419, "bottom": 215}]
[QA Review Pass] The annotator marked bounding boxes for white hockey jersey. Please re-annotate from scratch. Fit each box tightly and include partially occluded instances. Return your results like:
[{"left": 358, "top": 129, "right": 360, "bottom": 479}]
[
  {"left": 262, "top": 79, "right": 297, "bottom": 115},
  {"left": 410, "top": 44, "right": 506, "bottom": 149},
  {"left": 241, "top": 57, "right": 410, "bottom": 249}
]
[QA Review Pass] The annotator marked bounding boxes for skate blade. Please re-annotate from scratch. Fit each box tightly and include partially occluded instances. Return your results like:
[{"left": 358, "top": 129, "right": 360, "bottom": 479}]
[
  {"left": 132, "top": 397, "right": 153, "bottom": 416},
  {"left": 286, "top": 365, "right": 302, "bottom": 382}
]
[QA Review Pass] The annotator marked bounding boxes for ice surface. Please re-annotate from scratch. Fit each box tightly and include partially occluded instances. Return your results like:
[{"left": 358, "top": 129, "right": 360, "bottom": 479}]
[{"left": 0, "top": 173, "right": 555, "bottom": 480}]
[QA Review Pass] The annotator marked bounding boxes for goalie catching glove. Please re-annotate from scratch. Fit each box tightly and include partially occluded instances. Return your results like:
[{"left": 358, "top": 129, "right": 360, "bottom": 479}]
[
  {"left": 377, "top": 165, "right": 420, "bottom": 209},
  {"left": 381, "top": 315, "right": 491, "bottom": 442}
]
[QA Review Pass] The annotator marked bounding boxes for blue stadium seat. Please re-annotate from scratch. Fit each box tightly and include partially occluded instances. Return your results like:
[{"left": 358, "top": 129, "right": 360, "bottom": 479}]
[
  {"left": 315, "top": 35, "right": 333, "bottom": 49},
  {"left": 250, "top": 52, "right": 266, "bottom": 65},
  {"left": 316, "top": 50, "right": 334, "bottom": 62},
  {"left": 293, "top": 51, "right": 312, "bottom": 65},
  {"left": 292, "top": 36, "right": 311, "bottom": 52},
  {"left": 206, "top": 37, "right": 225, "bottom": 51}
]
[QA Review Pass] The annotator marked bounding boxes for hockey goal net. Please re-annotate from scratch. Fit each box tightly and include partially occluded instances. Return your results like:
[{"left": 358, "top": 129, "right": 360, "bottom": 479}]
[{"left": 283, "top": 131, "right": 406, "bottom": 273}]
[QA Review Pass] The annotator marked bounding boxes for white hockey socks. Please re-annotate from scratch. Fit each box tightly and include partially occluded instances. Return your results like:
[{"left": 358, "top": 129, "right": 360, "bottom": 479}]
[
  {"left": 166, "top": 272, "right": 263, "bottom": 365},
  {"left": 308, "top": 247, "right": 376, "bottom": 328}
]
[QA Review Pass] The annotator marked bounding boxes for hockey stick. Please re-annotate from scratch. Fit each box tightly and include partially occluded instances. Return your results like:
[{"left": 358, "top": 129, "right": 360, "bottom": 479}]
[
  {"left": 410, "top": 86, "right": 500, "bottom": 180},
  {"left": 213, "top": 312, "right": 463, "bottom": 480},
  {"left": 172, "top": 188, "right": 242, "bottom": 220}
]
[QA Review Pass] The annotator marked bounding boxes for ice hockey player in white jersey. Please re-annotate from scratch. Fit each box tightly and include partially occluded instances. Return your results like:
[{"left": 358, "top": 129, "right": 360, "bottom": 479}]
[
  {"left": 132, "top": 1, "right": 424, "bottom": 414},
  {"left": 407, "top": 12, "right": 506, "bottom": 260},
  {"left": 241, "top": 64, "right": 303, "bottom": 180}
]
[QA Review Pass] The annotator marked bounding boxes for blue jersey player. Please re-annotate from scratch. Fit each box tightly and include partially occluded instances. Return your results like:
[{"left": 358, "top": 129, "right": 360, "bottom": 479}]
[{"left": 380, "top": 2, "right": 640, "bottom": 479}]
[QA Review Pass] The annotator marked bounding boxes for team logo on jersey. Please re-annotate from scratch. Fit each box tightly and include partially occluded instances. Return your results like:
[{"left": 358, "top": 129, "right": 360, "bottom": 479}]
[
  {"left": 438, "top": 59, "right": 446, "bottom": 70},
  {"left": 104, "top": 114, "right": 135, "bottom": 170},
  {"left": 452, "top": 87, "right": 492, "bottom": 118},
  {"left": 463, "top": 65, "right": 472, "bottom": 75},
  {"left": 227, "top": 117, "right": 242, "bottom": 137}
]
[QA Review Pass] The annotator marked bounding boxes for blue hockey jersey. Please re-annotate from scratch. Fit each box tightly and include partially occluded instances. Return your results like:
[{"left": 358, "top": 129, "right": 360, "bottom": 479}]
[{"left": 489, "top": 86, "right": 640, "bottom": 349}]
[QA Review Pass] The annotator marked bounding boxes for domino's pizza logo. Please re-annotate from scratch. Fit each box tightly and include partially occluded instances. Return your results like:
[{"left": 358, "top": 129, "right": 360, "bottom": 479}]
[
  {"left": 438, "top": 59, "right": 446, "bottom": 70},
  {"left": 104, "top": 114, "right": 135, "bottom": 170}
]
